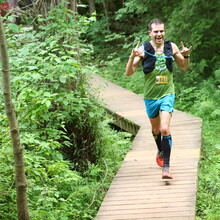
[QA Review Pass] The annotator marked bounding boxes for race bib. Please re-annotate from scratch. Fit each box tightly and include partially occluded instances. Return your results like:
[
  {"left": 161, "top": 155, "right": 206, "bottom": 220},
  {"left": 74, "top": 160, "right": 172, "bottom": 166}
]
[{"left": 156, "top": 76, "right": 168, "bottom": 84}]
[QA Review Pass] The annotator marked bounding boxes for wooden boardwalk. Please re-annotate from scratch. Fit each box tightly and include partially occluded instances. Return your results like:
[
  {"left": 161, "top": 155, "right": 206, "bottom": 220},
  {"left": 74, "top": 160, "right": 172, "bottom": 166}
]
[{"left": 90, "top": 74, "right": 202, "bottom": 220}]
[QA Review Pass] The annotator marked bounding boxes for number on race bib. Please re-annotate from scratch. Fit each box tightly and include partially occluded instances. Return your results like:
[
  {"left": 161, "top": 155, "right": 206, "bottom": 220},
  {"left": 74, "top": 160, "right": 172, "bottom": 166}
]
[{"left": 156, "top": 76, "right": 168, "bottom": 84}]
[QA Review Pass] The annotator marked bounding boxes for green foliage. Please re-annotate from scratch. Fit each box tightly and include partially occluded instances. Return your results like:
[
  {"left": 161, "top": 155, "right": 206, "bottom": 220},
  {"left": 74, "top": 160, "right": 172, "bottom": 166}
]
[
  {"left": 195, "top": 119, "right": 220, "bottom": 220},
  {"left": 0, "top": 4, "right": 132, "bottom": 219},
  {"left": 5, "top": 4, "right": 103, "bottom": 169},
  {"left": 0, "top": 120, "right": 131, "bottom": 219},
  {"left": 165, "top": 0, "right": 220, "bottom": 79}
]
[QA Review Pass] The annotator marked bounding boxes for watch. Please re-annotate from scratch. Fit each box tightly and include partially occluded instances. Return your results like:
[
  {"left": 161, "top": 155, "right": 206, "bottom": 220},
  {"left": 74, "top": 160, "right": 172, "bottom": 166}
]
[{"left": 184, "top": 55, "right": 190, "bottom": 59}]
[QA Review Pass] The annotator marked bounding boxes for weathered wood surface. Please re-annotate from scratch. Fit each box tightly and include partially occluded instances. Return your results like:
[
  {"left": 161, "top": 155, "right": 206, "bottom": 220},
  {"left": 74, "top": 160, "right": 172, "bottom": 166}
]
[{"left": 90, "top": 74, "right": 202, "bottom": 220}]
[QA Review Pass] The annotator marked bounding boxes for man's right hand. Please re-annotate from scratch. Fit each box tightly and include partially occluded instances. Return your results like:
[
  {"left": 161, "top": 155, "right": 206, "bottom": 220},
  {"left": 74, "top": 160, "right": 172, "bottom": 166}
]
[{"left": 130, "top": 42, "right": 144, "bottom": 59}]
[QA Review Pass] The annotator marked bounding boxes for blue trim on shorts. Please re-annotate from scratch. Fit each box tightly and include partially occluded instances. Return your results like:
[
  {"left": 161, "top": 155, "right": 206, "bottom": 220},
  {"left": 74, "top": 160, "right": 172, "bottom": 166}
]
[{"left": 144, "top": 94, "right": 175, "bottom": 118}]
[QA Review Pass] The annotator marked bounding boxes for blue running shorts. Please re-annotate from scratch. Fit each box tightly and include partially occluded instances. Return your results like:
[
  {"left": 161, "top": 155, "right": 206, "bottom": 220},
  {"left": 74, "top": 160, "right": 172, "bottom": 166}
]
[{"left": 144, "top": 94, "right": 175, "bottom": 118}]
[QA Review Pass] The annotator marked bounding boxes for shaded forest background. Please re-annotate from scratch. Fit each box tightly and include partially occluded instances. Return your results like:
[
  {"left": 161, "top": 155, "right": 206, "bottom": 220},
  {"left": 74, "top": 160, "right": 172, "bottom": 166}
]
[{"left": 0, "top": 0, "right": 220, "bottom": 219}]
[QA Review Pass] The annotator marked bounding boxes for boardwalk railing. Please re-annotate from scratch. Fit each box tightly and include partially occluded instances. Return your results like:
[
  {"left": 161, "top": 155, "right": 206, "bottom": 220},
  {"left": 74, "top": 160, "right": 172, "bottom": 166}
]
[{"left": 90, "top": 74, "right": 202, "bottom": 220}]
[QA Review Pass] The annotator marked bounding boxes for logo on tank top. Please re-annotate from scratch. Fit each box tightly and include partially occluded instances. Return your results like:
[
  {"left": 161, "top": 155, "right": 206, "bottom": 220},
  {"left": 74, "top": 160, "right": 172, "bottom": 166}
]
[{"left": 155, "top": 54, "right": 166, "bottom": 72}]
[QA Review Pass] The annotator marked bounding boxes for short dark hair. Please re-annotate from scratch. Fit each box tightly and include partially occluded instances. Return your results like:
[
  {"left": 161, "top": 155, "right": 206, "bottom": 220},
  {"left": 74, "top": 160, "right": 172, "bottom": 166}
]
[{"left": 148, "top": 18, "right": 164, "bottom": 31}]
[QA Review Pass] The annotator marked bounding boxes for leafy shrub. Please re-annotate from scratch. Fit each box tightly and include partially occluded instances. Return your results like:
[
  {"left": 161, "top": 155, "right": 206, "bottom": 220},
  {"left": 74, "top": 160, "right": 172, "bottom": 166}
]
[
  {"left": 0, "top": 4, "right": 132, "bottom": 219},
  {"left": 5, "top": 4, "right": 106, "bottom": 170}
]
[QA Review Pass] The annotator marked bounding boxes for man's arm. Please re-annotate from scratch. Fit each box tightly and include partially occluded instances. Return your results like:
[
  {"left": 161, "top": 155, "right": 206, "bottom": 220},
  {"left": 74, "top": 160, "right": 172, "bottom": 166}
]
[
  {"left": 125, "top": 42, "right": 144, "bottom": 76},
  {"left": 125, "top": 56, "right": 142, "bottom": 76},
  {"left": 172, "top": 42, "right": 192, "bottom": 71}
]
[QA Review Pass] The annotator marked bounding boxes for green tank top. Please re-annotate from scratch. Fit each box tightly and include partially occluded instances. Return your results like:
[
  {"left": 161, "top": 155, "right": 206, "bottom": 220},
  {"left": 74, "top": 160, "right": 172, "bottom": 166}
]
[{"left": 144, "top": 52, "right": 175, "bottom": 100}]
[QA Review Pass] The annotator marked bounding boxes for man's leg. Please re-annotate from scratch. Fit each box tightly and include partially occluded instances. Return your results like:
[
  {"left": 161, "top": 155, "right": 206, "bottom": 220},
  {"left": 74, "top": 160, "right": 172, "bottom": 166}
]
[
  {"left": 149, "top": 116, "right": 164, "bottom": 167},
  {"left": 160, "top": 111, "right": 173, "bottom": 179},
  {"left": 144, "top": 99, "right": 163, "bottom": 165},
  {"left": 150, "top": 115, "right": 161, "bottom": 149}
]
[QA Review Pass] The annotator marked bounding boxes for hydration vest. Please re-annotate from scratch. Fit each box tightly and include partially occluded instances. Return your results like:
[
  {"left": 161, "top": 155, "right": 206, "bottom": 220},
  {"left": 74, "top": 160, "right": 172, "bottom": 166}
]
[{"left": 142, "top": 40, "right": 174, "bottom": 74}]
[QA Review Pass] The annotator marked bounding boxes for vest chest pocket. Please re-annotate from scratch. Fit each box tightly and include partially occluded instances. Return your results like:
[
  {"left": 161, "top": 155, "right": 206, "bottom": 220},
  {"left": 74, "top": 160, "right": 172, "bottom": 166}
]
[{"left": 156, "top": 76, "right": 168, "bottom": 84}]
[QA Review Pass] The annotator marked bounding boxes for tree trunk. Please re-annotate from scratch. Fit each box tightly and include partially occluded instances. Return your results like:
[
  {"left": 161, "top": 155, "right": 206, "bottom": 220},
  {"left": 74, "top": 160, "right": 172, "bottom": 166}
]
[
  {"left": 69, "top": 0, "right": 80, "bottom": 60},
  {"left": 102, "top": 0, "right": 110, "bottom": 30},
  {"left": 0, "top": 16, "right": 30, "bottom": 220},
  {"left": 68, "top": 0, "right": 77, "bottom": 12},
  {"left": 88, "top": 0, "right": 95, "bottom": 15}
]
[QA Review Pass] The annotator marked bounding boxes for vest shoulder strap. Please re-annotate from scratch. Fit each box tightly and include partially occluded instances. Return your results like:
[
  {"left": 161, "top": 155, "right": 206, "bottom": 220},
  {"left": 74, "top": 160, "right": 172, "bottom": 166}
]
[
  {"left": 143, "top": 41, "right": 174, "bottom": 60},
  {"left": 143, "top": 41, "right": 154, "bottom": 54},
  {"left": 164, "top": 40, "right": 173, "bottom": 57}
]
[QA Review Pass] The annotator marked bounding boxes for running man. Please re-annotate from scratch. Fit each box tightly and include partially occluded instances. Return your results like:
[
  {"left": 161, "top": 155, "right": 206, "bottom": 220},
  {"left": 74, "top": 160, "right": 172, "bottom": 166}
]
[{"left": 125, "top": 18, "right": 192, "bottom": 179}]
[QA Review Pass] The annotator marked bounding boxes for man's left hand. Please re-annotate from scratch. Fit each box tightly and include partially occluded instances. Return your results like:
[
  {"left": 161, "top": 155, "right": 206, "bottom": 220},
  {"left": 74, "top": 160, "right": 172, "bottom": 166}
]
[{"left": 180, "top": 41, "right": 192, "bottom": 57}]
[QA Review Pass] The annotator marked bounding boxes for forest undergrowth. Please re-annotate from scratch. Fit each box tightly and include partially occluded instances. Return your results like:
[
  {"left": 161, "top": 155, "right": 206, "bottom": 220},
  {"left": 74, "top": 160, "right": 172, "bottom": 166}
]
[{"left": 0, "top": 6, "right": 132, "bottom": 220}]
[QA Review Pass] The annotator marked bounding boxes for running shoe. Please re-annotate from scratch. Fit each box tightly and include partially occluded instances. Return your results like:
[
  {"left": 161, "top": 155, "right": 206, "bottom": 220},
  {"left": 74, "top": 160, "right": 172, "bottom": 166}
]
[
  {"left": 156, "top": 151, "right": 164, "bottom": 167},
  {"left": 162, "top": 167, "right": 173, "bottom": 179}
]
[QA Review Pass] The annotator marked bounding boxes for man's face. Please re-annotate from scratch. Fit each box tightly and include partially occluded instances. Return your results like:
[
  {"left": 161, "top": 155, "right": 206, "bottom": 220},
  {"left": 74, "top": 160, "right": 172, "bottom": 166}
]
[{"left": 148, "top": 23, "right": 165, "bottom": 45}]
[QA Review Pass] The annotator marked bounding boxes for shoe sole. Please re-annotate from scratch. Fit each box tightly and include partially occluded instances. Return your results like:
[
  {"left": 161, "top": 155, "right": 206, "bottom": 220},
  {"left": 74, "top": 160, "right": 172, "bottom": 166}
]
[{"left": 162, "top": 175, "right": 173, "bottom": 179}]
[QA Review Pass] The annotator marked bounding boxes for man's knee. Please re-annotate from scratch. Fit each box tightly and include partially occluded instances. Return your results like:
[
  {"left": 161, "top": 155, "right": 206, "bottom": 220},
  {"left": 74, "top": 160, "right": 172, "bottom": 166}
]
[
  {"left": 152, "top": 127, "right": 160, "bottom": 135},
  {"left": 160, "top": 125, "right": 170, "bottom": 136}
]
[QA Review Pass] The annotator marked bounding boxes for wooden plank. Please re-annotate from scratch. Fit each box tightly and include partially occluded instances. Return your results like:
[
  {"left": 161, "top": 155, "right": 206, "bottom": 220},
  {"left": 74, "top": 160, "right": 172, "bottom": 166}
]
[
  {"left": 96, "top": 216, "right": 195, "bottom": 220},
  {"left": 109, "top": 179, "right": 197, "bottom": 188},
  {"left": 97, "top": 206, "right": 195, "bottom": 215},
  {"left": 99, "top": 196, "right": 195, "bottom": 206},
  {"left": 102, "top": 190, "right": 197, "bottom": 200},
  {"left": 110, "top": 175, "right": 198, "bottom": 185},
  {"left": 106, "top": 185, "right": 197, "bottom": 196},
  {"left": 100, "top": 194, "right": 196, "bottom": 203},
  {"left": 95, "top": 212, "right": 195, "bottom": 220}
]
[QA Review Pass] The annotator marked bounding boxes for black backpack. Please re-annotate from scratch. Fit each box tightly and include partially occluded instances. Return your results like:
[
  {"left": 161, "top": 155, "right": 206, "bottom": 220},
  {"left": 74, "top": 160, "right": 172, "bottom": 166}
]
[{"left": 142, "top": 41, "right": 174, "bottom": 74}]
